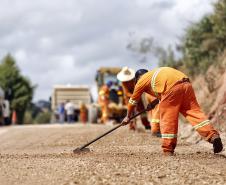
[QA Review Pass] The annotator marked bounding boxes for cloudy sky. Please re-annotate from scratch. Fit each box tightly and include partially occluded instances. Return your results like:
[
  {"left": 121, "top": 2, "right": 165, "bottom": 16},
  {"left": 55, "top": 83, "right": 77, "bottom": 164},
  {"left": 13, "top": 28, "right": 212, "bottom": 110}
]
[{"left": 0, "top": 0, "right": 216, "bottom": 101}]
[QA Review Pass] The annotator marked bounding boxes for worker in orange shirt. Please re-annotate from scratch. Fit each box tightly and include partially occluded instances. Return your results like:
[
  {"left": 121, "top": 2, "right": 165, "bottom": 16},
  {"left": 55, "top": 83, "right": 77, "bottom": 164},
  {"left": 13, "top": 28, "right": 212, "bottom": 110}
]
[
  {"left": 122, "top": 67, "right": 223, "bottom": 155},
  {"left": 146, "top": 94, "right": 161, "bottom": 136},
  {"left": 98, "top": 81, "right": 112, "bottom": 124},
  {"left": 117, "top": 67, "right": 151, "bottom": 130},
  {"left": 79, "top": 102, "right": 88, "bottom": 124}
]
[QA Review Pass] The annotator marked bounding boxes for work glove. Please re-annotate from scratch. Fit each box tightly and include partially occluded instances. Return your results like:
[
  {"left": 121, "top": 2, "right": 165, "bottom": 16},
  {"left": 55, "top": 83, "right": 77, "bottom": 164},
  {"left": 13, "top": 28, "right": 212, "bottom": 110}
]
[{"left": 122, "top": 116, "right": 130, "bottom": 126}]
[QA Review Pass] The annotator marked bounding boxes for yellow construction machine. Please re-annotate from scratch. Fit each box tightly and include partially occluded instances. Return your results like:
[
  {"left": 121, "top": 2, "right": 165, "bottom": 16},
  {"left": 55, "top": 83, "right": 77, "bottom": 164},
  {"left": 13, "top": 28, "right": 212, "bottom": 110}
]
[{"left": 95, "top": 67, "right": 127, "bottom": 122}]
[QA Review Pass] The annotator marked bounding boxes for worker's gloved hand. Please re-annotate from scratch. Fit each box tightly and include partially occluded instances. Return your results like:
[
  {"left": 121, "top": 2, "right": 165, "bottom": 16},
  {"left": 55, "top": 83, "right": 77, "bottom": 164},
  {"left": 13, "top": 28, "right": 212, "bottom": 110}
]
[{"left": 122, "top": 116, "right": 130, "bottom": 126}]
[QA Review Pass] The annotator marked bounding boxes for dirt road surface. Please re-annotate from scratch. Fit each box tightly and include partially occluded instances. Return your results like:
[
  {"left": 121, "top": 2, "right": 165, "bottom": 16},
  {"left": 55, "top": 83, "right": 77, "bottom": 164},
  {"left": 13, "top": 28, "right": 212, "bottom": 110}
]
[{"left": 0, "top": 123, "right": 226, "bottom": 185}]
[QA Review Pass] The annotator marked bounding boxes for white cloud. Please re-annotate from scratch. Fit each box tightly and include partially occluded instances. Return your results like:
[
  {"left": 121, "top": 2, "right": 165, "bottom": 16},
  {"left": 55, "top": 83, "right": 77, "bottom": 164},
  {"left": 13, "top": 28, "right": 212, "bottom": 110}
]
[
  {"left": 0, "top": 0, "right": 216, "bottom": 101},
  {"left": 39, "top": 37, "right": 53, "bottom": 50},
  {"left": 15, "top": 49, "right": 27, "bottom": 63}
]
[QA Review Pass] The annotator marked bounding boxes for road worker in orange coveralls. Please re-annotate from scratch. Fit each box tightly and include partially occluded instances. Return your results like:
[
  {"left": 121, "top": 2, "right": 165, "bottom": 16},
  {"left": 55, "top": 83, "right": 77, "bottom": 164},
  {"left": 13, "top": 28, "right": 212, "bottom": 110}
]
[
  {"left": 117, "top": 67, "right": 151, "bottom": 131},
  {"left": 79, "top": 102, "right": 88, "bottom": 124},
  {"left": 122, "top": 67, "right": 223, "bottom": 155},
  {"left": 98, "top": 81, "right": 112, "bottom": 124}
]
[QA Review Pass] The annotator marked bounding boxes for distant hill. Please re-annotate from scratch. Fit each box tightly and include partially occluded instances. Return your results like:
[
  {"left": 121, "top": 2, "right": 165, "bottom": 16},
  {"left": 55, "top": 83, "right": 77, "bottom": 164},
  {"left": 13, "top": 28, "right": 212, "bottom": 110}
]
[{"left": 35, "top": 100, "right": 51, "bottom": 111}]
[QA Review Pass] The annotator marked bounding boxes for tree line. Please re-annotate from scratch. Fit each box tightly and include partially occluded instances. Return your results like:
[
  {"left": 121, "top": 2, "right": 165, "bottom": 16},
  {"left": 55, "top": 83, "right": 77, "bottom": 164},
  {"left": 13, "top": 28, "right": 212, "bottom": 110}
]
[
  {"left": 127, "top": 0, "right": 226, "bottom": 77},
  {"left": 0, "top": 54, "right": 34, "bottom": 124},
  {"left": 178, "top": 0, "right": 226, "bottom": 75}
]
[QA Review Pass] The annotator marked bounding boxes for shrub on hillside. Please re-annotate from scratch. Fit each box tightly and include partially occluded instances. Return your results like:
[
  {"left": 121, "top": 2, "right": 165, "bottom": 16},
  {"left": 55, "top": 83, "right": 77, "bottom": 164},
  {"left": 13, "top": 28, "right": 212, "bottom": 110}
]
[
  {"left": 34, "top": 112, "right": 51, "bottom": 124},
  {"left": 24, "top": 111, "right": 33, "bottom": 124}
]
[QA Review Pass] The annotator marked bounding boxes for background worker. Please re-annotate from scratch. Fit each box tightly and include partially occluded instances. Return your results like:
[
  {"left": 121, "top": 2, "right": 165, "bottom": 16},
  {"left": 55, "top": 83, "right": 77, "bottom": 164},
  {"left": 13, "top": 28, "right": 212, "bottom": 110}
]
[
  {"left": 122, "top": 67, "right": 223, "bottom": 155},
  {"left": 117, "top": 66, "right": 151, "bottom": 130},
  {"left": 65, "top": 100, "right": 75, "bottom": 123},
  {"left": 98, "top": 81, "right": 112, "bottom": 124},
  {"left": 2, "top": 99, "right": 11, "bottom": 125},
  {"left": 146, "top": 94, "right": 161, "bottom": 136},
  {"left": 57, "top": 102, "right": 65, "bottom": 123},
  {"left": 79, "top": 102, "right": 88, "bottom": 124}
]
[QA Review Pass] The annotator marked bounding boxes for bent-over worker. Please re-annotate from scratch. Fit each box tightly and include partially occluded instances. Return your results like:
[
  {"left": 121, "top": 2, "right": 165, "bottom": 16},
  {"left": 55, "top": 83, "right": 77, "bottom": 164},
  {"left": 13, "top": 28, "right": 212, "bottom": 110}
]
[{"left": 122, "top": 67, "right": 223, "bottom": 155}]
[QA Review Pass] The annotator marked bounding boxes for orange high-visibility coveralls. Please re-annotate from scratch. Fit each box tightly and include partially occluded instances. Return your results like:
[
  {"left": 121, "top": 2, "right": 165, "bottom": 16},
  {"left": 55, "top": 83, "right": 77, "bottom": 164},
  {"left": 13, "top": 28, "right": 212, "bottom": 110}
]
[
  {"left": 122, "top": 80, "right": 151, "bottom": 130},
  {"left": 146, "top": 94, "right": 160, "bottom": 135},
  {"left": 127, "top": 67, "right": 219, "bottom": 154},
  {"left": 80, "top": 103, "right": 88, "bottom": 124},
  {"left": 98, "top": 85, "right": 110, "bottom": 123}
]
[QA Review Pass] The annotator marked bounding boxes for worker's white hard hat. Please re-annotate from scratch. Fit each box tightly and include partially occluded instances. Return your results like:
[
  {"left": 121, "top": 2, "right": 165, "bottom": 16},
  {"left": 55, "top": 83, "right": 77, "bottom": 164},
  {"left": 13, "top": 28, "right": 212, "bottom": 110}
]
[{"left": 117, "top": 66, "right": 135, "bottom": 82}]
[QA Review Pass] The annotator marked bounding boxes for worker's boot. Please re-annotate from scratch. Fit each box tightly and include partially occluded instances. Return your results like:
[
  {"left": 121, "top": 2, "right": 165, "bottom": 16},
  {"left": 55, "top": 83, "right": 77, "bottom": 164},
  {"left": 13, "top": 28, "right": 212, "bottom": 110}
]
[
  {"left": 211, "top": 135, "right": 223, "bottom": 153},
  {"left": 145, "top": 125, "right": 151, "bottom": 130}
]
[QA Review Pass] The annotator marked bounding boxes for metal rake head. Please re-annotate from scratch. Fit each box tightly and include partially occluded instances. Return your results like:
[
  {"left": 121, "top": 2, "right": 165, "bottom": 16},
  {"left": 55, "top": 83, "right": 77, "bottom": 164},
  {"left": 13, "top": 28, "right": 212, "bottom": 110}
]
[{"left": 73, "top": 147, "right": 91, "bottom": 154}]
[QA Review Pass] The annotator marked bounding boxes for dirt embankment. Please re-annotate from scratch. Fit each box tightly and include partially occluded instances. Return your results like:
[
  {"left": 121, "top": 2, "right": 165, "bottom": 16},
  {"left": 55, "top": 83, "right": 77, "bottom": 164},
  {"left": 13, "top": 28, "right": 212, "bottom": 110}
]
[
  {"left": 195, "top": 51, "right": 226, "bottom": 130},
  {"left": 179, "top": 51, "right": 226, "bottom": 143},
  {"left": 0, "top": 124, "right": 226, "bottom": 185}
]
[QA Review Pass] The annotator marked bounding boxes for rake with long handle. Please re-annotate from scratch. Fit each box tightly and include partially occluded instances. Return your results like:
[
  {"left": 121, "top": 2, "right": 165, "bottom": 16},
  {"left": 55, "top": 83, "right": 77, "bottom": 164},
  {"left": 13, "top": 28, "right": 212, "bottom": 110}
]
[{"left": 73, "top": 99, "right": 159, "bottom": 154}]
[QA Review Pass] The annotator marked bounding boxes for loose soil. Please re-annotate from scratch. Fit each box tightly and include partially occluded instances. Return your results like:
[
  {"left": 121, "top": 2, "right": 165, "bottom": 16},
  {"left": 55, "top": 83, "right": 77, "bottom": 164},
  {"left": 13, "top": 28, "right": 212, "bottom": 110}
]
[{"left": 0, "top": 123, "right": 226, "bottom": 185}]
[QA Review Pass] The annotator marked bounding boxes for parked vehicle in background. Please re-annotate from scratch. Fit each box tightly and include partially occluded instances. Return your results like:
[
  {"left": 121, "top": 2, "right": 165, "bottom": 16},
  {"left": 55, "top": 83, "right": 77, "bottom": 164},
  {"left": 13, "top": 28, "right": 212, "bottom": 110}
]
[
  {"left": 51, "top": 85, "right": 93, "bottom": 123},
  {"left": 51, "top": 67, "right": 128, "bottom": 124}
]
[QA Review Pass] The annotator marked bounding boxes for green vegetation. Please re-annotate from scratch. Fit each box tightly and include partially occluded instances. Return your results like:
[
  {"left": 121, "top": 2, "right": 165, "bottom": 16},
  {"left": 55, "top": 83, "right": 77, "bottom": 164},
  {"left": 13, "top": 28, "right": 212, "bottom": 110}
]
[
  {"left": 156, "top": 45, "right": 182, "bottom": 68},
  {"left": 163, "top": 0, "right": 226, "bottom": 76},
  {"left": 24, "top": 111, "right": 34, "bottom": 124},
  {"left": 0, "top": 54, "right": 35, "bottom": 124},
  {"left": 24, "top": 103, "right": 51, "bottom": 124},
  {"left": 128, "top": 0, "right": 226, "bottom": 76},
  {"left": 34, "top": 111, "right": 51, "bottom": 124}
]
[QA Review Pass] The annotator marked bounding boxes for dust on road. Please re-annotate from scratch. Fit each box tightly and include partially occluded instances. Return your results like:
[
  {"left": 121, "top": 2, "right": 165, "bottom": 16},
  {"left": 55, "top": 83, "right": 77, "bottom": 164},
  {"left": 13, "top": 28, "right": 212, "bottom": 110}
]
[{"left": 0, "top": 124, "right": 226, "bottom": 185}]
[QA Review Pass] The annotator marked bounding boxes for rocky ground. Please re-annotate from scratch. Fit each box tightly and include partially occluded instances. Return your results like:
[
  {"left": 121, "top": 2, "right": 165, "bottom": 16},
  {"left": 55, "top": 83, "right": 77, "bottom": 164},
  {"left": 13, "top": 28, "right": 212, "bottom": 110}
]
[{"left": 0, "top": 123, "right": 226, "bottom": 185}]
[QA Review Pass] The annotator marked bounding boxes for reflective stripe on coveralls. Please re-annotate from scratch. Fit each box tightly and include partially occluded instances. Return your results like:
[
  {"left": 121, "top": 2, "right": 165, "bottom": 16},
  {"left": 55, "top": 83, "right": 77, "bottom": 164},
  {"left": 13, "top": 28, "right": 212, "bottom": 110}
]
[
  {"left": 151, "top": 68, "right": 162, "bottom": 97},
  {"left": 151, "top": 119, "right": 160, "bottom": 123},
  {"left": 193, "top": 120, "right": 210, "bottom": 130},
  {"left": 129, "top": 98, "right": 138, "bottom": 105},
  {"left": 161, "top": 134, "right": 177, "bottom": 139}
]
